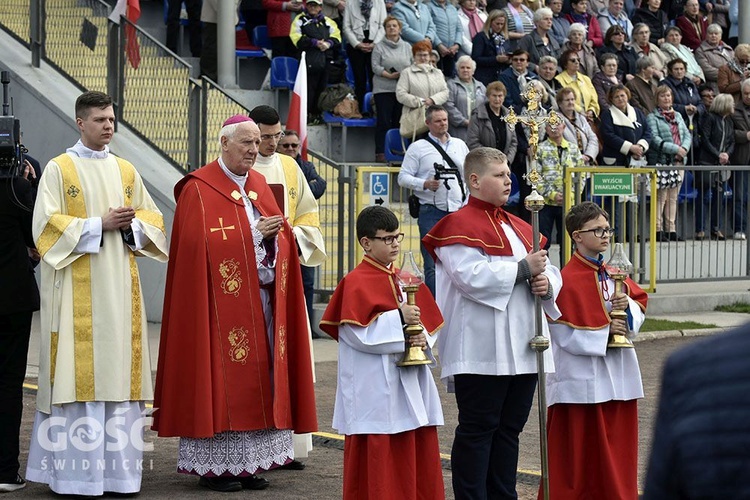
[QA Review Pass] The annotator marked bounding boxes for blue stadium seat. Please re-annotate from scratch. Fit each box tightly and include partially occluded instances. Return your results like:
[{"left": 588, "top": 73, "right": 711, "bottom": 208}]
[
  {"left": 384, "top": 128, "right": 410, "bottom": 164},
  {"left": 253, "top": 25, "right": 271, "bottom": 50},
  {"left": 323, "top": 92, "right": 377, "bottom": 158},
  {"left": 270, "top": 56, "right": 299, "bottom": 109}
]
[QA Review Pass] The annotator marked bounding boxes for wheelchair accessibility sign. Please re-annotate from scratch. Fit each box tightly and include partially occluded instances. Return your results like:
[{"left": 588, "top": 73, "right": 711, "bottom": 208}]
[{"left": 369, "top": 173, "right": 389, "bottom": 207}]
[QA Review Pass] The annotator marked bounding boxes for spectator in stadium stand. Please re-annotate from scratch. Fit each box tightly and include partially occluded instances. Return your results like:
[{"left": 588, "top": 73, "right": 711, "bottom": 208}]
[
  {"left": 675, "top": 0, "right": 707, "bottom": 50},
  {"left": 626, "top": 55, "right": 659, "bottom": 114},
  {"left": 264, "top": 0, "right": 304, "bottom": 58},
  {"left": 428, "top": 0, "right": 464, "bottom": 77},
  {"left": 632, "top": 0, "right": 669, "bottom": 45},
  {"left": 597, "top": 0, "right": 634, "bottom": 40},
  {"left": 717, "top": 44, "right": 750, "bottom": 103},
  {"left": 593, "top": 52, "right": 623, "bottom": 111},
  {"left": 445, "top": 55, "right": 487, "bottom": 141},
  {"left": 322, "top": 0, "right": 345, "bottom": 30},
  {"left": 555, "top": 48, "right": 601, "bottom": 120},
  {"left": 662, "top": 57, "right": 705, "bottom": 154},
  {"left": 730, "top": 79, "right": 750, "bottom": 242},
  {"left": 557, "top": 86, "right": 601, "bottom": 165},
  {"left": 536, "top": 55, "right": 563, "bottom": 107},
  {"left": 548, "top": 0, "right": 571, "bottom": 47},
  {"left": 562, "top": 22, "right": 600, "bottom": 78},
  {"left": 661, "top": 26, "right": 705, "bottom": 85},
  {"left": 695, "top": 24, "right": 734, "bottom": 93},
  {"left": 391, "top": 0, "right": 437, "bottom": 45},
  {"left": 457, "top": 0, "right": 487, "bottom": 58},
  {"left": 343, "top": 0, "right": 387, "bottom": 109},
  {"left": 518, "top": 7, "right": 562, "bottom": 72},
  {"left": 503, "top": 0, "right": 536, "bottom": 48},
  {"left": 597, "top": 24, "right": 638, "bottom": 81},
  {"left": 472, "top": 9, "right": 512, "bottom": 86},
  {"left": 630, "top": 22, "right": 669, "bottom": 79},
  {"left": 660, "top": 0, "right": 688, "bottom": 21},
  {"left": 498, "top": 49, "right": 539, "bottom": 112},
  {"left": 565, "top": 0, "right": 604, "bottom": 48},
  {"left": 702, "top": 0, "right": 730, "bottom": 42},
  {"left": 466, "top": 81, "right": 519, "bottom": 166}
]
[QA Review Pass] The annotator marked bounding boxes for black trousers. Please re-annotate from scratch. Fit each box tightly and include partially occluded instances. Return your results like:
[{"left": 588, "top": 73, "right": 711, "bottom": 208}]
[
  {"left": 451, "top": 373, "right": 538, "bottom": 500},
  {"left": 0, "top": 311, "right": 32, "bottom": 482},
  {"left": 345, "top": 44, "right": 372, "bottom": 108},
  {"left": 301, "top": 264, "right": 316, "bottom": 336},
  {"left": 166, "top": 0, "right": 202, "bottom": 57},
  {"left": 373, "top": 92, "right": 402, "bottom": 155},
  {"left": 200, "top": 22, "right": 218, "bottom": 81},
  {"left": 308, "top": 67, "right": 328, "bottom": 115}
]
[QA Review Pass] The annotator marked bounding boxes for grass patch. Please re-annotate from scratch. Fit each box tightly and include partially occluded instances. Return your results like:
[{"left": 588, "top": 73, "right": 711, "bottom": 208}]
[
  {"left": 641, "top": 318, "right": 717, "bottom": 332},
  {"left": 715, "top": 302, "right": 750, "bottom": 313}
]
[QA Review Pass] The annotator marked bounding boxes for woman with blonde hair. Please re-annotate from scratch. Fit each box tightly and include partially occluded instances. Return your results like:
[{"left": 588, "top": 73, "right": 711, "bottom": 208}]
[
  {"left": 471, "top": 9, "right": 512, "bottom": 85},
  {"left": 647, "top": 85, "right": 692, "bottom": 242},
  {"left": 695, "top": 93, "right": 735, "bottom": 240}
]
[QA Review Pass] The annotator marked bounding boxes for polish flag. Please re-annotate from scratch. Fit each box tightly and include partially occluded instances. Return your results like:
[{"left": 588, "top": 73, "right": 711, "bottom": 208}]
[
  {"left": 285, "top": 52, "right": 308, "bottom": 161},
  {"left": 109, "top": 0, "right": 141, "bottom": 69}
]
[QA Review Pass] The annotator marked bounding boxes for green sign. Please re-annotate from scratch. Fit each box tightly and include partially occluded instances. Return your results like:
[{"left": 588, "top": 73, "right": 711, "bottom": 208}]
[{"left": 591, "top": 173, "right": 634, "bottom": 196}]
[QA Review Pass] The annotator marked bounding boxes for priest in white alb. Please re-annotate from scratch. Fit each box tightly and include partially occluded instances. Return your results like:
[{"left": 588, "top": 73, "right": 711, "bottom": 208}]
[{"left": 25, "top": 91, "right": 168, "bottom": 496}]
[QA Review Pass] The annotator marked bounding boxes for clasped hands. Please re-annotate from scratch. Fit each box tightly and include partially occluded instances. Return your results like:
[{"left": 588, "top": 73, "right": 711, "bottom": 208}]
[{"left": 257, "top": 215, "right": 285, "bottom": 239}]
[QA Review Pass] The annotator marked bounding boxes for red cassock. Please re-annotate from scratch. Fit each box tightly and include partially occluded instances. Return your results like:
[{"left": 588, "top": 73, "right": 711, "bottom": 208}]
[
  {"left": 543, "top": 251, "right": 648, "bottom": 500},
  {"left": 320, "top": 256, "right": 445, "bottom": 500},
  {"left": 152, "top": 161, "right": 317, "bottom": 438}
]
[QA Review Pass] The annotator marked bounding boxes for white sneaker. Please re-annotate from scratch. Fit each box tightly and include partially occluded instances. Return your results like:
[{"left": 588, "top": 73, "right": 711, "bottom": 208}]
[
  {"left": 0, "top": 474, "right": 26, "bottom": 493},
  {"left": 734, "top": 232, "right": 747, "bottom": 240}
]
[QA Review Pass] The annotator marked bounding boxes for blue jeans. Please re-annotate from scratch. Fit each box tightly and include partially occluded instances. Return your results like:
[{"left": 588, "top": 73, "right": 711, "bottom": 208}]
[
  {"left": 418, "top": 204, "right": 449, "bottom": 296},
  {"left": 732, "top": 170, "right": 749, "bottom": 233}
]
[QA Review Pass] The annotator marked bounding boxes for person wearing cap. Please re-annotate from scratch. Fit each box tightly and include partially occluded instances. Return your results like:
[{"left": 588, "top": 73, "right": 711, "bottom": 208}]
[
  {"left": 24, "top": 91, "right": 169, "bottom": 496},
  {"left": 153, "top": 115, "right": 318, "bottom": 493},
  {"left": 290, "top": 0, "right": 342, "bottom": 120}
]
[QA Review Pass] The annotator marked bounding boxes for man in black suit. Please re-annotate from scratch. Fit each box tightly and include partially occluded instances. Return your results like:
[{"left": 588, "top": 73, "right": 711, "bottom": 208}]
[
  {"left": 0, "top": 159, "right": 40, "bottom": 493},
  {"left": 643, "top": 326, "right": 750, "bottom": 499}
]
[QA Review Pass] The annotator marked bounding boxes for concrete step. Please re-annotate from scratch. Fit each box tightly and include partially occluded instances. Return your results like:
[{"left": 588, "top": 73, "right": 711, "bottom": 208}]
[{"left": 647, "top": 280, "right": 750, "bottom": 314}]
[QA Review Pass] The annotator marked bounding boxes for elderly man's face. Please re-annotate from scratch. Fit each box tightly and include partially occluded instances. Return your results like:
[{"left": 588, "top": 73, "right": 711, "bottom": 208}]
[
  {"left": 609, "top": 0, "right": 624, "bottom": 15},
  {"left": 742, "top": 86, "right": 750, "bottom": 107},
  {"left": 221, "top": 122, "right": 261, "bottom": 176}
]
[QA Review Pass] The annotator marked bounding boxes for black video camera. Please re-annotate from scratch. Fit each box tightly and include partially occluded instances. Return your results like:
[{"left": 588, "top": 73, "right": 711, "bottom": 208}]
[{"left": 0, "top": 71, "right": 26, "bottom": 179}]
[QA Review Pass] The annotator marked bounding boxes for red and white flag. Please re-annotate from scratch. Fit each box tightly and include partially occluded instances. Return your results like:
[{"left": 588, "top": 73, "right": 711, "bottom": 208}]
[
  {"left": 109, "top": 0, "right": 141, "bottom": 69},
  {"left": 285, "top": 52, "right": 308, "bottom": 161}
]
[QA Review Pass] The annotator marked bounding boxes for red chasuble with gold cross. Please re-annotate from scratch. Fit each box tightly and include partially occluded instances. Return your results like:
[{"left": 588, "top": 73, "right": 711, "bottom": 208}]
[{"left": 153, "top": 161, "right": 317, "bottom": 438}]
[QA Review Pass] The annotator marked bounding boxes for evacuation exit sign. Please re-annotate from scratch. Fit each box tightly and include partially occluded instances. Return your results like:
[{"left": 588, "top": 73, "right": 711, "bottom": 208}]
[{"left": 591, "top": 173, "right": 635, "bottom": 196}]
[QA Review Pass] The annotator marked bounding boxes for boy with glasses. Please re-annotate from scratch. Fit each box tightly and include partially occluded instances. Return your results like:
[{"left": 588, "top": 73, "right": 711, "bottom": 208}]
[
  {"left": 320, "top": 205, "right": 445, "bottom": 499},
  {"left": 544, "top": 201, "right": 648, "bottom": 499}
]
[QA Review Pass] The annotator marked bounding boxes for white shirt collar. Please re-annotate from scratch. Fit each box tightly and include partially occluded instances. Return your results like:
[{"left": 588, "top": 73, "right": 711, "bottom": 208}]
[{"left": 66, "top": 139, "right": 110, "bottom": 159}]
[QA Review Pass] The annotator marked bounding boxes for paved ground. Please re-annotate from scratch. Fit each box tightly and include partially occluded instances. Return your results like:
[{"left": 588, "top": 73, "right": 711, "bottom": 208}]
[{"left": 13, "top": 309, "right": 750, "bottom": 499}]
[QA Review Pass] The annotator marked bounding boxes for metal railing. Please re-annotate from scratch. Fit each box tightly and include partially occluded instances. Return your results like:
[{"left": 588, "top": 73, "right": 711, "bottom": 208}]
[{"left": 4, "top": 2, "right": 750, "bottom": 288}]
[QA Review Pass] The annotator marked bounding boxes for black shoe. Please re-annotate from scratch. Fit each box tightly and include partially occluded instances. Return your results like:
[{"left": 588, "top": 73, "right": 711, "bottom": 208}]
[
  {"left": 279, "top": 459, "right": 306, "bottom": 470},
  {"left": 198, "top": 476, "right": 243, "bottom": 492},
  {"left": 0, "top": 474, "right": 26, "bottom": 493},
  {"left": 240, "top": 474, "right": 270, "bottom": 490},
  {"left": 655, "top": 231, "right": 666, "bottom": 242},
  {"left": 669, "top": 232, "right": 684, "bottom": 242}
]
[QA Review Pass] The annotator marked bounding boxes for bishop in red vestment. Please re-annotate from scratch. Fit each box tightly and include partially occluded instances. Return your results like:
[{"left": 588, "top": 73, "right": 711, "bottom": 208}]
[{"left": 153, "top": 117, "right": 316, "bottom": 492}]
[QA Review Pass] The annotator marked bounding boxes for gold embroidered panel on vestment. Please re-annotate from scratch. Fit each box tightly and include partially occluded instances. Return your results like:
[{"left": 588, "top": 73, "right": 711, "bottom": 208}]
[
  {"left": 228, "top": 326, "right": 250, "bottom": 364},
  {"left": 278, "top": 325, "right": 286, "bottom": 360},
  {"left": 281, "top": 258, "right": 288, "bottom": 296},
  {"left": 219, "top": 258, "right": 242, "bottom": 296},
  {"left": 50, "top": 331, "right": 59, "bottom": 385},
  {"left": 36, "top": 214, "right": 75, "bottom": 257},
  {"left": 55, "top": 154, "right": 95, "bottom": 401},
  {"left": 294, "top": 211, "right": 320, "bottom": 228},
  {"left": 134, "top": 209, "right": 166, "bottom": 234},
  {"left": 118, "top": 159, "right": 143, "bottom": 400}
]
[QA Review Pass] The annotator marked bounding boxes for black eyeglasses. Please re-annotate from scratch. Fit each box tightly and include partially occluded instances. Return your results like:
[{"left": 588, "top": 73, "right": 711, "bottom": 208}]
[
  {"left": 260, "top": 131, "right": 285, "bottom": 141},
  {"left": 280, "top": 143, "right": 300, "bottom": 148},
  {"left": 577, "top": 227, "right": 615, "bottom": 238},
  {"left": 370, "top": 233, "right": 405, "bottom": 245}
]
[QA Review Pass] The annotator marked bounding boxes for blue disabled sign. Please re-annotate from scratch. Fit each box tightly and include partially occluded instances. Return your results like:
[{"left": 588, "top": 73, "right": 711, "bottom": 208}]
[{"left": 369, "top": 173, "right": 389, "bottom": 207}]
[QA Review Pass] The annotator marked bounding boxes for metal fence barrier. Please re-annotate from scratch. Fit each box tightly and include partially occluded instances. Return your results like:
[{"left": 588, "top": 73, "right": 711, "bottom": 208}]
[{"left": 4, "top": 2, "right": 750, "bottom": 289}]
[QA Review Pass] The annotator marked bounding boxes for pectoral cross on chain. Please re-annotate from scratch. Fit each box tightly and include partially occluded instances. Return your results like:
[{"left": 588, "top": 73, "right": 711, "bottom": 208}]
[{"left": 210, "top": 217, "right": 236, "bottom": 240}]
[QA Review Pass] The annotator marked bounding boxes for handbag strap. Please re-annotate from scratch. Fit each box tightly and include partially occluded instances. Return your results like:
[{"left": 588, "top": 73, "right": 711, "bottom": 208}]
[{"left": 425, "top": 136, "right": 467, "bottom": 201}]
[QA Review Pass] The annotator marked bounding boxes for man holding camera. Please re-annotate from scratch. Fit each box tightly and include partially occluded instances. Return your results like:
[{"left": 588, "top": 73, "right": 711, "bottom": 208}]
[
  {"left": 397, "top": 104, "right": 469, "bottom": 295},
  {"left": 0, "top": 159, "right": 39, "bottom": 493}
]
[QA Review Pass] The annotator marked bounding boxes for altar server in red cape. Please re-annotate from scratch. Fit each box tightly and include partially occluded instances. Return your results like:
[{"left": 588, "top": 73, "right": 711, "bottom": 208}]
[
  {"left": 320, "top": 206, "right": 446, "bottom": 500},
  {"left": 153, "top": 116, "right": 317, "bottom": 493},
  {"left": 541, "top": 201, "right": 648, "bottom": 500},
  {"left": 422, "top": 147, "right": 562, "bottom": 500}
]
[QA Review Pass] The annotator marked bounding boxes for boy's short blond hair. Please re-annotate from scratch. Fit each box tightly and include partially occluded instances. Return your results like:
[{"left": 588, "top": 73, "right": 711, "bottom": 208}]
[{"left": 464, "top": 147, "right": 508, "bottom": 182}]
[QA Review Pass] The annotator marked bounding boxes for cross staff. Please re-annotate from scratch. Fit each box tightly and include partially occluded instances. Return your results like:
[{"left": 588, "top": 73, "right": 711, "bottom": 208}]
[{"left": 505, "top": 83, "right": 561, "bottom": 500}]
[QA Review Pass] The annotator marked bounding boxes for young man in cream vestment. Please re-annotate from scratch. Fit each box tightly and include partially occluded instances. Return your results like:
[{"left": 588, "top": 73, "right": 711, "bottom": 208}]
[
  {"left": 248, "top": 105, "right": 326, "bottom": 461},
  {"left": 25, "top": 92, "right": 168, "bottom": 496}
]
